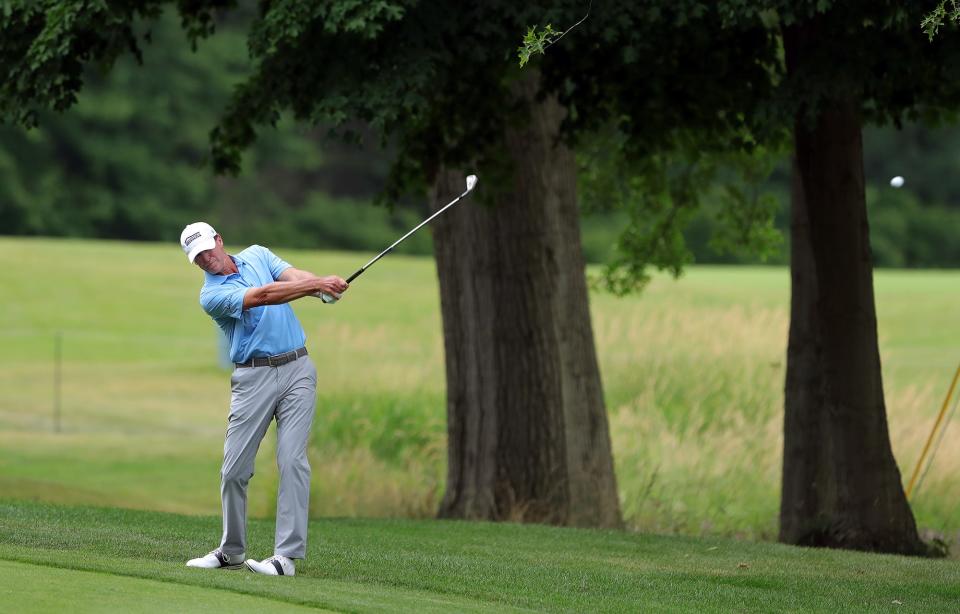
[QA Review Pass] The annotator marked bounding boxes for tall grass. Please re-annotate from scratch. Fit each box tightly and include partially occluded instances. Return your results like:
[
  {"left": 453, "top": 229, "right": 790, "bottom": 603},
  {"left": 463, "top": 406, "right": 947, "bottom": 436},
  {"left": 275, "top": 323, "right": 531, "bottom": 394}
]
[
  {"left": 591, "top": 268, "right": 960, "bottom": 542},
  {"left": 1, "top": 237, "right": 957, "bottom": 546}
]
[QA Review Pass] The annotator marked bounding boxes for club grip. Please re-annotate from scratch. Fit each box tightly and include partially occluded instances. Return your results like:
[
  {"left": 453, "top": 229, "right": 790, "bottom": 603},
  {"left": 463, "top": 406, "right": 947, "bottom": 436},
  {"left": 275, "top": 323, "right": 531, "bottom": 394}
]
[{"left": 346, "top": 269, "right": 363, "bottom": 283}]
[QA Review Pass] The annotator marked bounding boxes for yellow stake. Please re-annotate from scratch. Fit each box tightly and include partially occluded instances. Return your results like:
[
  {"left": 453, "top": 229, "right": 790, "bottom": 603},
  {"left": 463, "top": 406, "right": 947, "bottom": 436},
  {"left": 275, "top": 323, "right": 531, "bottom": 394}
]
[{"left": 906, "top": 362, "right": 960, "bottom": 500}]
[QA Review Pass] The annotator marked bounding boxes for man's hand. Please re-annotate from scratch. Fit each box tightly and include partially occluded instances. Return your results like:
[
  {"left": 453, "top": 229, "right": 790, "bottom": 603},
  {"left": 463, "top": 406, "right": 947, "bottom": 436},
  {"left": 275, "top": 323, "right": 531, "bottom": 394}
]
[{"left": 315, "top": 275, "right": 348, "bottom": 298}]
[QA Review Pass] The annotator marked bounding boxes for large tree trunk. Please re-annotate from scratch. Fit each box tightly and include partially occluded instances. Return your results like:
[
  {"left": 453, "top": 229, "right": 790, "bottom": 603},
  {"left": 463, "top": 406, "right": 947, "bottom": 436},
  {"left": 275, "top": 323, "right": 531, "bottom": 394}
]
[
  {"left": 780, "top": 23, "right": 924, "bottom": 554},
  {"left": 429, "top": 74, "right": 622, "bottom": 528}
]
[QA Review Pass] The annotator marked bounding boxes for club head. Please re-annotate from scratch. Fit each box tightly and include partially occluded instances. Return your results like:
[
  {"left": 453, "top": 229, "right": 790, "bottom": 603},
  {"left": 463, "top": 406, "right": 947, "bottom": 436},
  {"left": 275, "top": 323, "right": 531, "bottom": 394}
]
[{"left": 466, "top": 175, "right": 478, "bottom": 192}]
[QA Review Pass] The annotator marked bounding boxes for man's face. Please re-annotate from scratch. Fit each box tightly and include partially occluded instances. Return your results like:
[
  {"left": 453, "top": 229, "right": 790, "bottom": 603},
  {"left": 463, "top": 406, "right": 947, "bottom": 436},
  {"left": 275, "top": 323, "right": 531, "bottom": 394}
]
[{"left": 193, "top": 236, "right": 231, "bottom": 274}]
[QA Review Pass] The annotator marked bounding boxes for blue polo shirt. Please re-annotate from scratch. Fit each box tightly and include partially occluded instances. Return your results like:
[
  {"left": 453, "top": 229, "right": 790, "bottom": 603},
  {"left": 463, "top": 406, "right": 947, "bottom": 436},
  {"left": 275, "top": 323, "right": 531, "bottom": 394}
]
[{"left": 199, "top": 245, "right": 307, "bottom": 364}]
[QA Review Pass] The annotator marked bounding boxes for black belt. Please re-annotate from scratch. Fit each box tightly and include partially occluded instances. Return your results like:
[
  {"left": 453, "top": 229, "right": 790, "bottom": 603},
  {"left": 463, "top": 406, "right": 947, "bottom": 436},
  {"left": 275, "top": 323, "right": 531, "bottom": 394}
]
[{"left": 235, "top": 347, "right": 308, "bottom": 368}]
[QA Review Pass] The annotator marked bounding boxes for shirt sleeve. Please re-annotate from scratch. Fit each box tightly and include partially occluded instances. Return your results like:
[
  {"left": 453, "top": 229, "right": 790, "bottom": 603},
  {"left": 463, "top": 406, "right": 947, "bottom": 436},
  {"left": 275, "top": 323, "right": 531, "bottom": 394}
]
[
  {"left": 200, "top": 283, "right": 247, "bottom": 319},
  {"left": 255, "top": 245, "right": 292, "bottom": 280}
]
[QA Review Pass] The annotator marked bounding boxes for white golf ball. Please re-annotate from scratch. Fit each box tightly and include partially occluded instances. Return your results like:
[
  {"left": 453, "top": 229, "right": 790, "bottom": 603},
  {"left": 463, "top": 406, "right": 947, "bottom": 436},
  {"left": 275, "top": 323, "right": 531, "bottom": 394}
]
[{"left": 890, "top": 176, "right": 904, "bottom": 188}]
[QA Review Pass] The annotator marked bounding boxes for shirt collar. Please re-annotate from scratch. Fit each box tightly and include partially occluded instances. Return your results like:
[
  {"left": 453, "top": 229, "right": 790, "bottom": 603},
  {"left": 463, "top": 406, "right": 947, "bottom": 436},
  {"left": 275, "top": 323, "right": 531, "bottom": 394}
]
[{"left": 203, "top": 255, "right": 244, "bottom": 285}]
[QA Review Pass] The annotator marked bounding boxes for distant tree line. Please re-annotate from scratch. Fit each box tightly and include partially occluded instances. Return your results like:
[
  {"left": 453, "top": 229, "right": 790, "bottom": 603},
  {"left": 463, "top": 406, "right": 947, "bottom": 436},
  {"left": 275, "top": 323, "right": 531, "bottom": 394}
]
[
  {"left": 0, "top": 9, "right": 429, "bottom": 255},
  {"left": 1, "top": 9, "right": 958, "bottom": 269}
]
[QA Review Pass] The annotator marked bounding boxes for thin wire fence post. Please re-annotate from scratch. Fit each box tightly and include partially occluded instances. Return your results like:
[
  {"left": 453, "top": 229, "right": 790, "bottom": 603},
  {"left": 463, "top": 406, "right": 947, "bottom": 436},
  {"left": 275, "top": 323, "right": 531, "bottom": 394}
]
[{"left": 54, "top": 331, "right": 62, "bottom": 433}]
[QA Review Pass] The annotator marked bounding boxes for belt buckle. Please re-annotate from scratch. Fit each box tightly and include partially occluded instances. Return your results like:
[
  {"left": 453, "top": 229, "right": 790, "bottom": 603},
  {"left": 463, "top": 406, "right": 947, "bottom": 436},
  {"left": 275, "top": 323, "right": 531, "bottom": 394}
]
[{"left": 268, "top": 355, "right": 280, "bottom": 367}]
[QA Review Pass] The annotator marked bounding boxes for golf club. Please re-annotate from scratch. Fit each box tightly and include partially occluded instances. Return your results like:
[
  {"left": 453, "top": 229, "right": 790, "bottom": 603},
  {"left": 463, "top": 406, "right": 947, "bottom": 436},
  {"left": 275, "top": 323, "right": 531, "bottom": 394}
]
[{"left": 318, "top": 174, "right": 478, "bottom": 303}]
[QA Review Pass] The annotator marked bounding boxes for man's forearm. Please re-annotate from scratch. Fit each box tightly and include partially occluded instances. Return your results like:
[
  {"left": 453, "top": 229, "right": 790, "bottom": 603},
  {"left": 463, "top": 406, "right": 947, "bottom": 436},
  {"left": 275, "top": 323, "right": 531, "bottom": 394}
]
[
  {"left": 278, "top": 267, "right": 320, "bottom": 282},
  {"left": 243, "top": 280, "right": 322, "bottom": 309},
  {"left": 287, "top": 269, "right": 326, "bottom": 297}
]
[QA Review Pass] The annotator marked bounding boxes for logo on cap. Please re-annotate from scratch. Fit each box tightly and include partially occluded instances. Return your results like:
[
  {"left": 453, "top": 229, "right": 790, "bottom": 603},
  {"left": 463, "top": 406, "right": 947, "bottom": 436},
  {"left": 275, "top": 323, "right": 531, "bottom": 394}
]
[{"left": 184, "top": 232, "right": 201, "bottom": 246}]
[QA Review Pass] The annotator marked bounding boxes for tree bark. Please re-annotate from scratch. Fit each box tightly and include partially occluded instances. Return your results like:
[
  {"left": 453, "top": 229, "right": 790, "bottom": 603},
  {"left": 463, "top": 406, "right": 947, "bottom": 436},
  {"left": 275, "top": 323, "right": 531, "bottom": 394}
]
[
  {"left": 780, "top": 22, "right": 925, "bottom": 554},
  {"left": 429, "top": 73, "right": 622, "bottom": 529}
]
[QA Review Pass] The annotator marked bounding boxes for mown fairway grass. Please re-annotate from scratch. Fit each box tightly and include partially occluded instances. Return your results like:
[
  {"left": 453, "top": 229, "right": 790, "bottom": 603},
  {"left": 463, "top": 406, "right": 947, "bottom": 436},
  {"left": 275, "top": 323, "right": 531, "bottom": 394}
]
[
  {"left": 1, "top": 500, "right": 959, "bottom": 612},
  {"left": 1, "top": 237, "right": 958, "bottom": 545}
]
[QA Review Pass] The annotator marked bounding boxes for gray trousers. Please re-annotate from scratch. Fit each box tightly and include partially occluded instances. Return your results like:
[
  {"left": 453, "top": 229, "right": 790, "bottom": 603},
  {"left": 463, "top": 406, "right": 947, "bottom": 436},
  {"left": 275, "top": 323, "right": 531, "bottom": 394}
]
[{"left": 218, "top": 355, "right": 317, "bottom": 559}]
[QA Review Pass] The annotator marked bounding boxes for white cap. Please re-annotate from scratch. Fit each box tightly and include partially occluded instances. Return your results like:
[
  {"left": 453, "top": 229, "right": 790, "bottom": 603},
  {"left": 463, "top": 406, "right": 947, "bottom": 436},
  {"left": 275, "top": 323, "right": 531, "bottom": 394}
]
[{"left": 180, "top": 222, "right": 217, "bottom": 263}]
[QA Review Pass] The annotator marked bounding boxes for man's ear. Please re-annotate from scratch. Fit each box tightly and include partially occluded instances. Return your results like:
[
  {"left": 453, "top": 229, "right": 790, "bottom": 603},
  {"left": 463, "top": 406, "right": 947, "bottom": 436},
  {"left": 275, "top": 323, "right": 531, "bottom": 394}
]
[{"left": 215, "top": 235, "right": 224, "bottom": 248}]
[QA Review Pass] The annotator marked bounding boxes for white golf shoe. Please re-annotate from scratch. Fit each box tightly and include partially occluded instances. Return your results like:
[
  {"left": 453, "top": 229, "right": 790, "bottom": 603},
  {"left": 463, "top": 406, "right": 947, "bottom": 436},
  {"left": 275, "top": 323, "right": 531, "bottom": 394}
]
[
  {"left": 245, "top": 555, "right": 295, "bottom": 576},
  {"left": 186, "top": 549, "right": 245, "bottom": 569}
]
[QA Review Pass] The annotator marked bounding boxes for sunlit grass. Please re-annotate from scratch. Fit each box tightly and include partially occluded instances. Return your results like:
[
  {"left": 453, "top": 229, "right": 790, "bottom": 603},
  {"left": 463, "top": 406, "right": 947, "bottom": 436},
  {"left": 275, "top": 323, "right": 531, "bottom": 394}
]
[{"left": 1, "top": 237, "right": 958, "bottom": 548}]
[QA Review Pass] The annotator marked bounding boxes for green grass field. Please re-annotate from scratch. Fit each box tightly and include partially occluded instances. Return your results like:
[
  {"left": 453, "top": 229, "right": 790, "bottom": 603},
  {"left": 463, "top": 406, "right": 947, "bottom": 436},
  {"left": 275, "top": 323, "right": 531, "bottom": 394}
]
[
  {"left": 1, "top": 236, "right": 958, "bottom": 546},
  {"left": 1, "top": 500, "right": 959, "bottom": 612}
]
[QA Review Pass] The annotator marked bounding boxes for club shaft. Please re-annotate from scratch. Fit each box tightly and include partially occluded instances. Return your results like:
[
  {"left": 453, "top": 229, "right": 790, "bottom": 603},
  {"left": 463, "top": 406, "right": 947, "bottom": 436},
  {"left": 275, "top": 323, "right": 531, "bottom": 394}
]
[{"left": 346, "top": 187, "right": 471, "bottom": 283}]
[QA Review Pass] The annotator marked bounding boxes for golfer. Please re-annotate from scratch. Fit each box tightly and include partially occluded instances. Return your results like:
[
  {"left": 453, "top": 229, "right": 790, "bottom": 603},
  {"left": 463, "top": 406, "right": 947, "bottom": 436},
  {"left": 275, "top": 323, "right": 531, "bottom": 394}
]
[{"left": 179, "top": 221, "right": 348, "bottom": 576}]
